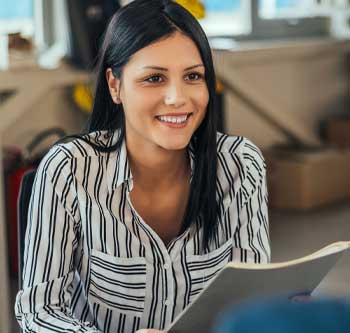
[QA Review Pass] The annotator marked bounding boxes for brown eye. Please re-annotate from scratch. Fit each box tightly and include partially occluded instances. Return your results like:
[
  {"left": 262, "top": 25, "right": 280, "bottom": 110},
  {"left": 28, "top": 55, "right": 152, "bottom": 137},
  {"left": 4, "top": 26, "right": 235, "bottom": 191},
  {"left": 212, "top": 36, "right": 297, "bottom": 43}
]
[
  {"left": 145, "top": 75, "right": 163, "bottom": 83},
  {"left": 186, "top": 72, "right": 203, "bottom": 81}
]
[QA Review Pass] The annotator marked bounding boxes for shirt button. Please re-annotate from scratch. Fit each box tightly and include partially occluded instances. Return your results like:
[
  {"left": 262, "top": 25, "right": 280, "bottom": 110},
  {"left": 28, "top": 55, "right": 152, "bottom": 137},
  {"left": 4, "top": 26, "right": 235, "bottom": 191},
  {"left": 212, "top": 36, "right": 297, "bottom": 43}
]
[
  {"left": 164, "top": 300, "right": 171, "bottom": 306},
  {"left": 164, "top": 263, "right": 170, "bottom": 270}
]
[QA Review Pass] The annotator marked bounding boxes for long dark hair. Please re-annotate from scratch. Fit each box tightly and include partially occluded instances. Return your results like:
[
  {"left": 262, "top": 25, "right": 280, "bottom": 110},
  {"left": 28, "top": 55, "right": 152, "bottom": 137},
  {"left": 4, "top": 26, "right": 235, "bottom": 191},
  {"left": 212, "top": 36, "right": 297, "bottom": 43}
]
[{"left": 65, "top": 0, "right": 219, "bottom": 251}]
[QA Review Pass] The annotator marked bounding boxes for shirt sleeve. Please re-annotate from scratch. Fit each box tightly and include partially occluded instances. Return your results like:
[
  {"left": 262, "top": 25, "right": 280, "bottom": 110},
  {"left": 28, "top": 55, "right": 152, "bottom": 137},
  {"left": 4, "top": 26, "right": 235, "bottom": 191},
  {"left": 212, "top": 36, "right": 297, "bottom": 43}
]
[
  {"left": 232, "top": 140, "right": 271, "bottom": 264},
  {"left": 14, "top": 146, "right": 101, "bottom": 332}
]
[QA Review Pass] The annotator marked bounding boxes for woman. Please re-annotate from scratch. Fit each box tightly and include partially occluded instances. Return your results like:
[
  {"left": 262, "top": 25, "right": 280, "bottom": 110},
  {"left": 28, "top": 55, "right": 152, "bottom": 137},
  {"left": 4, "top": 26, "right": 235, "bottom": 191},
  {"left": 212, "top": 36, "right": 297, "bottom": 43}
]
[{"left": 15, "top": 1, "right": 270, "bottom": 332}]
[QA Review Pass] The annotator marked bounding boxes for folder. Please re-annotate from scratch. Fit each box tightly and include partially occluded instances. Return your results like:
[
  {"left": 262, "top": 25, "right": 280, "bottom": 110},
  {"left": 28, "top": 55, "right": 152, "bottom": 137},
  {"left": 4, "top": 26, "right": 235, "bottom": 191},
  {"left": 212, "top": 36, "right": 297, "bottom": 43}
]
[{"left": 167, "top": 241, "right": 350, "bottom": 333}]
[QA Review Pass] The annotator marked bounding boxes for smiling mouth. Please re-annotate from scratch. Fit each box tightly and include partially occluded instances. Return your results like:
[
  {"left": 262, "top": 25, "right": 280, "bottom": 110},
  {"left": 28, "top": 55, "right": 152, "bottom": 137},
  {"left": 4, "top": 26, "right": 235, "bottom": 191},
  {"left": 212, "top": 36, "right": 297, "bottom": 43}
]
[{"left": 155, "top": 113, "right": 193, "bottom": 124}]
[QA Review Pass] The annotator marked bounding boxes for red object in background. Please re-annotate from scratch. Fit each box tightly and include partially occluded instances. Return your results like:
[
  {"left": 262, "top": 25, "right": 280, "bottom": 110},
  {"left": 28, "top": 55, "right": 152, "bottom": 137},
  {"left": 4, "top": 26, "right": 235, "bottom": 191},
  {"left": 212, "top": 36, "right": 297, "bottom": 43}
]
[
  {"left": 3, "top": 145, "right": 36, "bottom": 276},
  {"left": 3, "top": 128, "right": 66, "bottom": 277},
  {"left": 5, "top": 164, "right": 36, "bottom": 276}
]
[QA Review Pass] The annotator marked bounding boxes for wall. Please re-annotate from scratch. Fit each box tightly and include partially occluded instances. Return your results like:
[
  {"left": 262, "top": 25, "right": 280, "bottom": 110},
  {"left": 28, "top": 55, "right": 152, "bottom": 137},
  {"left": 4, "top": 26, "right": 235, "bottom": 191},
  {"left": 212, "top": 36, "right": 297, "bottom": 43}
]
[{"left": 212, "top": 38, "right": 349, "bottom": 149}]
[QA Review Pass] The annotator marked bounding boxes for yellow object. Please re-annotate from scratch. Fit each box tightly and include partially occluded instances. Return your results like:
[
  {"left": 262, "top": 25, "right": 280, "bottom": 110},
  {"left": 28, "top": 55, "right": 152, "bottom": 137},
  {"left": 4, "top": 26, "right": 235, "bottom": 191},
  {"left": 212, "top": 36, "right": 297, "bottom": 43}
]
[
  {"left": 175, "top": 0, "right": 206, "bottom": 19},
  {"left": 73, "top": 83, "right": 93, "bottom": 114},
  {"left": 216, "top": 79, "right": 224, "bottom": 93}
]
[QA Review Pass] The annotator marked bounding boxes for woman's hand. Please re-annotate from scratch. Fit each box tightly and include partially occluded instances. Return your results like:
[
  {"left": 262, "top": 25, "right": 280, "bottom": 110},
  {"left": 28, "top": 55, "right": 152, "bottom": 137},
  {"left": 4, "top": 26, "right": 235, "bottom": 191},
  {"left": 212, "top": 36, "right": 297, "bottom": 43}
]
[{"left": 135, "top": 329, "right": 168, "bottom": 333}]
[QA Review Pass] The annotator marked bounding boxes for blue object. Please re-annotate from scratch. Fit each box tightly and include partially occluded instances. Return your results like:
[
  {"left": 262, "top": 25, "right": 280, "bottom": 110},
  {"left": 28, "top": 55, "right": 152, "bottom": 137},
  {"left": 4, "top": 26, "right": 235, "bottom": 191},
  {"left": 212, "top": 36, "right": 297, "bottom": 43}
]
[
  {"left": 0, "top": 0, "right": 33, "bottom": 19},
  {"left": 201, "top": 0, "right": 240, "bottom": 12},
  {"left": 214, "top": 297, "right": 350, "bottom": 333},
  {"left": 258, "top": 0, "right": 304, "bottom": 12},
  {"left": 276, "top": 0, "right": 303, "bottom": 9}
]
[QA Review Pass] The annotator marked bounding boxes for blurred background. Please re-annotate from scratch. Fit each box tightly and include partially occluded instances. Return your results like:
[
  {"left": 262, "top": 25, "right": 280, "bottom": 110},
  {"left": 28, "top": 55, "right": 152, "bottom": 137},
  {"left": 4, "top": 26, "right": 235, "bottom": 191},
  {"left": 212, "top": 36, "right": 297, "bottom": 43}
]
[{"left": 0, "top": 0, "right": 349, "bottom": 332}]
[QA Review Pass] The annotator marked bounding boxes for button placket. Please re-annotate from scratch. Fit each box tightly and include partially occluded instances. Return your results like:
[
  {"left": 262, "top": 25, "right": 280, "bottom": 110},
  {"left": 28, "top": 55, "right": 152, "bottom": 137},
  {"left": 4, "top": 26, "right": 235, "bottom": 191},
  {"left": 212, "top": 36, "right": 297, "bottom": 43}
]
[{"left": 163, "top": 258, "right": 174, "bottom": 317}]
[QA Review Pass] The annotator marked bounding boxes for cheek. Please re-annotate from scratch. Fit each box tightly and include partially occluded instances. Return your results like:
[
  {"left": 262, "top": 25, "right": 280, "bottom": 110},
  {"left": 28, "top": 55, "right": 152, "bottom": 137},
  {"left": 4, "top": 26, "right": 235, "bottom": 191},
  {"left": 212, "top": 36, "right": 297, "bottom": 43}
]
[
  {"left": 193, "top": 86, "right": 209, "bottom": 111},
  {"left": 122, "top": 87, "right": 157, "bottom": 118}
]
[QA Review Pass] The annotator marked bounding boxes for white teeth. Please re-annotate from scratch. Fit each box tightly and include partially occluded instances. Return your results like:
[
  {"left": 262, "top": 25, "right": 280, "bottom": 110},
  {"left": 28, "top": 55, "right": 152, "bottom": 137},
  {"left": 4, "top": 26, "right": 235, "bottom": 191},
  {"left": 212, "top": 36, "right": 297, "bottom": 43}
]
[{"left": 158, "top": 115, "right": 189, "bottom": 124}]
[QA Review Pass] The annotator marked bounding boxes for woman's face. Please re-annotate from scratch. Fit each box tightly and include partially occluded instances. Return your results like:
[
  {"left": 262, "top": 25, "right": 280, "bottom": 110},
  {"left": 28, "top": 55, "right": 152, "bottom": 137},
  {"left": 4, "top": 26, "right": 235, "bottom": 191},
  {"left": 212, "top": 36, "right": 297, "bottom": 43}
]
[{"left": 107, "top": 31, "right": 209, "bottom": 151}]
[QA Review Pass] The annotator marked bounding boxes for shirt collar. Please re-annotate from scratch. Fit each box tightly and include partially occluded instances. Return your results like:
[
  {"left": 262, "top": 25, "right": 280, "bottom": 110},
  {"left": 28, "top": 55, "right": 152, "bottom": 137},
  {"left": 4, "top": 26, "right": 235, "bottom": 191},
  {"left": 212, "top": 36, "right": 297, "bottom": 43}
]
[
  {"left": 107, "top": 130, "right": 195, "bottom": 193},
  {"left": 106, "top": 131, "right": 132, "bottom": 193}
]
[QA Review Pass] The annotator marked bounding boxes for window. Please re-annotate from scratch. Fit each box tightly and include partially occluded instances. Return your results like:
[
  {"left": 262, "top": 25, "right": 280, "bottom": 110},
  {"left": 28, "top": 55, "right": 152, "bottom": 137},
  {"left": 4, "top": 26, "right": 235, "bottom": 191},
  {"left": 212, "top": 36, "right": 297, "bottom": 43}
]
[
  {"left": 0, "top": 0, "right": 33, "bottom": 19},
  {"left": 0, "top": 0, "right": 33, "bottom": 35},
  {"left": 0, "top": 0, "right": 34, "bottom": 69},
  {"left": 258, "top": 0, "right": 349, "bottom": 19},
  {"left": 198, "top": 0, "right": 251, "bottom": 36},
  {"left": 255, "top": 0, "right": 350, "bottom": 40}
]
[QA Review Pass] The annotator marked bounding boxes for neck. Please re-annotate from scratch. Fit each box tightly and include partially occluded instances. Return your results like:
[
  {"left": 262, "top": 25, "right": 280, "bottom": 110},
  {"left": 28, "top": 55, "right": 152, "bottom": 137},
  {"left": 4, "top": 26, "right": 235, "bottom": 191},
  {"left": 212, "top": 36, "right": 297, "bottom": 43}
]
[{"left": 126, "top": 136, "right": 190, "bottom": 192}]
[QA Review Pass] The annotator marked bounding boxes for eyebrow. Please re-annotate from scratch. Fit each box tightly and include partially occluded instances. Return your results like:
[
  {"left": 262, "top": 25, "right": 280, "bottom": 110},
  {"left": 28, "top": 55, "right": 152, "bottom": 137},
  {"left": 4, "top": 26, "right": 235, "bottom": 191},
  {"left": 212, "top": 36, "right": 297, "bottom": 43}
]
[{"left": 141, "top": 64, "right": 204, "bottom": 71}]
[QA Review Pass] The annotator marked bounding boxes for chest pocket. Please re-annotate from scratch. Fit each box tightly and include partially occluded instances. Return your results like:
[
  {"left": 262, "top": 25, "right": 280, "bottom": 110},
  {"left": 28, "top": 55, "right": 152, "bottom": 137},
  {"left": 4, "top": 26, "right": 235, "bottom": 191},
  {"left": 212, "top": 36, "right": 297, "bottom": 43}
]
[
  {"left": 89, "top": 249, "right": 147, "bottom": 317},
  {"left": 186, "top": 239, "right": 232, "bottom": 304}
]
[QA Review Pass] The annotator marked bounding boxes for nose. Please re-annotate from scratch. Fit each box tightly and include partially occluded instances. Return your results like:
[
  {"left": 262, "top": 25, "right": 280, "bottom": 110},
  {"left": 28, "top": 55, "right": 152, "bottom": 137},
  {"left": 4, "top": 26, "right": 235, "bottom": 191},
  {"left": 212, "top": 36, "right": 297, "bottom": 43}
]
[{"left": 164, "top": 80, "right": 186, "bottom": 108}]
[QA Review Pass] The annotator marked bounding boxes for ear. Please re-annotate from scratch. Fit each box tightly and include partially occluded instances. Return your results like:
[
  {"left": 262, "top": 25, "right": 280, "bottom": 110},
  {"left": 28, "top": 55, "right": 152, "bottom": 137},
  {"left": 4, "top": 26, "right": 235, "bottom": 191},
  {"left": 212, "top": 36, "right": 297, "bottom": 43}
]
[{"left": 106, "top": 68, "right": 122, "bottom": 104}]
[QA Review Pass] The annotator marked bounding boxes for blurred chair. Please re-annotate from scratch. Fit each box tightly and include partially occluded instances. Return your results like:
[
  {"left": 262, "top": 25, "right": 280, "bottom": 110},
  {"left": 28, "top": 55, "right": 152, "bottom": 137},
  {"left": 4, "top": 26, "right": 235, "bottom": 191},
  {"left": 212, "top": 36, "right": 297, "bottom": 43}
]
[
  {"left": 214, "top": 297, "right": 350, "bottom": 333},
  {"left": 17, "top": 169, "right": 36, "bottom": 289}
]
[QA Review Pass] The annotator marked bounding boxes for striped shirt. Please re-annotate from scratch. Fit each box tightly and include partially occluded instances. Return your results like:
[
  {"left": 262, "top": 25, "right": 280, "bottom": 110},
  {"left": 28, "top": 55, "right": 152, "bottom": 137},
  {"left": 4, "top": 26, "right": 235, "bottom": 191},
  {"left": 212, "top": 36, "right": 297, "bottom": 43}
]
[{"left": 15, "top": 130, "right": 270, "bottom": 333}]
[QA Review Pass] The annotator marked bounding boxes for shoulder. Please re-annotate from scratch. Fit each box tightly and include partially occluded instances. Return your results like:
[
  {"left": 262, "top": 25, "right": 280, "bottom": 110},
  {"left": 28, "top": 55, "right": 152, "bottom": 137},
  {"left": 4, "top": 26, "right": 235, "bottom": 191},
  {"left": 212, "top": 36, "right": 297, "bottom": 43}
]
[
  {"left": 37, "top": 130, "right": 116, "bottom": 176},
  {"left": 55, "top": 130, "right": 117, "bottom": 159},
  {"left": 216, "top": 132, "right": 266, "bottom": 205},
  {"left": 216, "top": 132, "right": 266, "bottom": 174}
]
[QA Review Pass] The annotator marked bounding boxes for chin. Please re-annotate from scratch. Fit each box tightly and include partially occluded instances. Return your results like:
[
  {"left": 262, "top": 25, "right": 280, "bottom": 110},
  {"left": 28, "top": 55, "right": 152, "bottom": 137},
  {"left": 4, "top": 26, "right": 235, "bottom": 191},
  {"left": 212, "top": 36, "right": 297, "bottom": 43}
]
[{"left": 158, "top": 137, "right": 191, "bottom": 151}]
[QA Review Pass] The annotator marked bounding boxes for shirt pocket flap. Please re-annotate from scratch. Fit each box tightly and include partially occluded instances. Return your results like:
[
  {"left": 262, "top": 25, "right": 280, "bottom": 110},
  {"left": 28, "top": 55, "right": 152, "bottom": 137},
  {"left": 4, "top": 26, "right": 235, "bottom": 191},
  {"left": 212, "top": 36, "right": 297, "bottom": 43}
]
[{"left": 89, "top": 249, "right": 147, "bottom": 317}]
